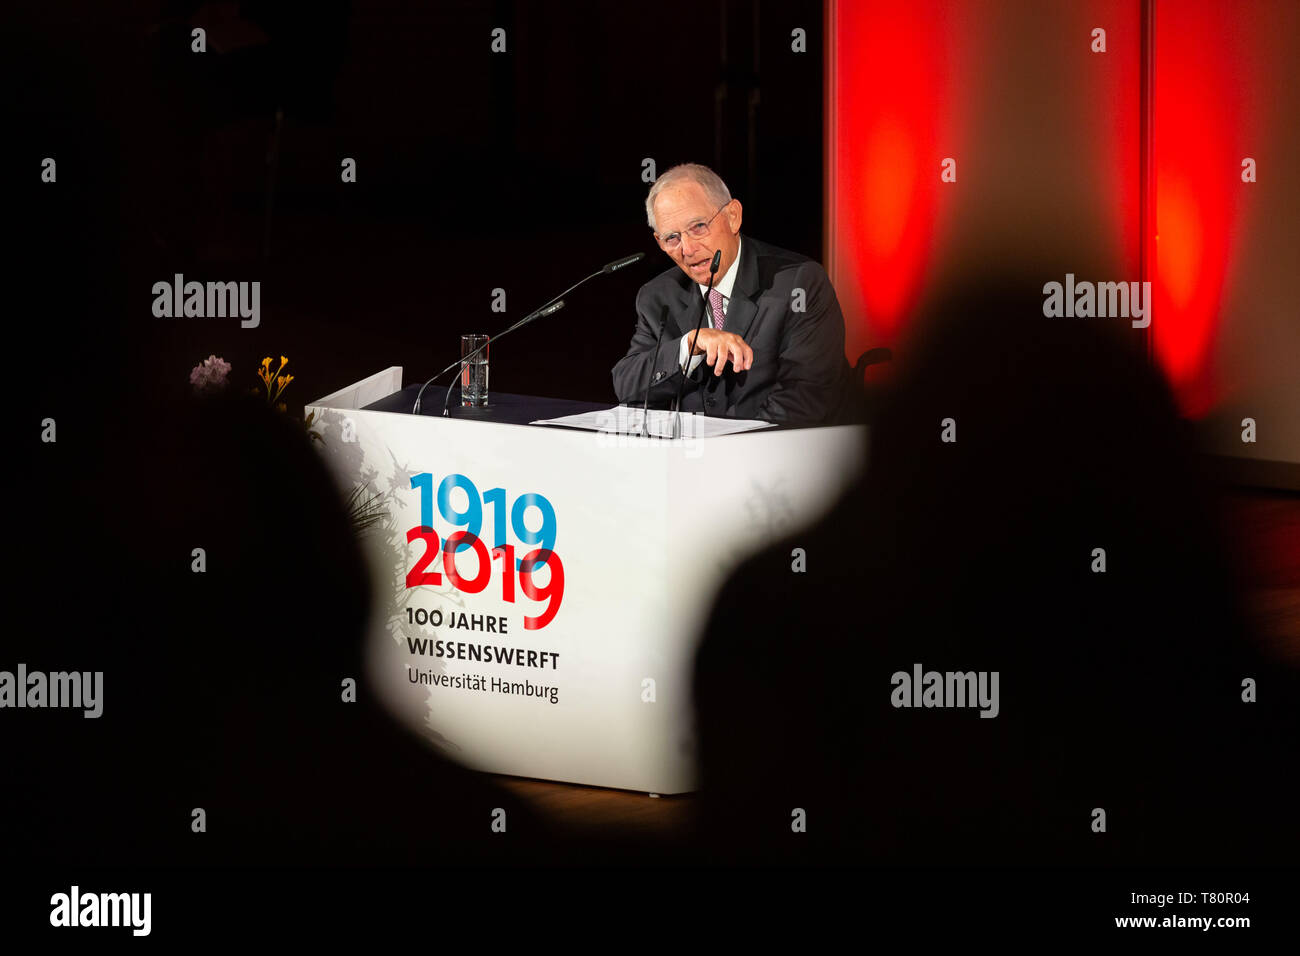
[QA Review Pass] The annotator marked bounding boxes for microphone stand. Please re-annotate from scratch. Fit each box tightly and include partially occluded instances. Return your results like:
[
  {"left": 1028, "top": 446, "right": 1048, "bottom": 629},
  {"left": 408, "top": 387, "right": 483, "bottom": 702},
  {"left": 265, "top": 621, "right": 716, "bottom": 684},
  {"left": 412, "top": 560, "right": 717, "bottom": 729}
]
[
  {"left": 411, "top": 252, "right": 645, "bottom": 415},
  {"left": 411, "top": 300, "right": 563, "bottom": 415},
  {"left": 640, "top": 305, "right": 670, "bottom": 438},
  {"left": 437, "top": 300, "right": 566, "bottom": 417},
  {"left": 671, "top": 249, "right": 722, "bottom": 438}
]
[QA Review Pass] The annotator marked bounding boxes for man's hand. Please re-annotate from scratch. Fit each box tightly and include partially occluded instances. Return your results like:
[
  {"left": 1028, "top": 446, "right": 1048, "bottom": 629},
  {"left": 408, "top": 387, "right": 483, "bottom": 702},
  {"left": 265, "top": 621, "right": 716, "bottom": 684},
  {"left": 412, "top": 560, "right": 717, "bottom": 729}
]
[{"left": 686, "top": 328, "right": 754, "bottom": 375}]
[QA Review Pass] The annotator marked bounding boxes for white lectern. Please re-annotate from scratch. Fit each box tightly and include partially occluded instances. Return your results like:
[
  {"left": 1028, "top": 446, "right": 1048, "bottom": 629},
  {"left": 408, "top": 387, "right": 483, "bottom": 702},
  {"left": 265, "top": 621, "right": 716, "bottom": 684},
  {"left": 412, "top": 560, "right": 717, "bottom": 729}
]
[{"left": 308, "top": 367, "right": 866, "bottom": 793}]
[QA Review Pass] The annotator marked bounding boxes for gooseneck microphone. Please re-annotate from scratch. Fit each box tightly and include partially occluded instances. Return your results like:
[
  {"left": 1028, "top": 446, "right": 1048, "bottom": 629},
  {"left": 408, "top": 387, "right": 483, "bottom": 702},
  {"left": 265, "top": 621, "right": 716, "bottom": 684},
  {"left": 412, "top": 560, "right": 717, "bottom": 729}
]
[
  {"left": 411, "top": 252, "right": 646, "bottom": 415},
  {"left": 412, "top": 300, "right": 565, "bottom": 416},
  {"left": 671, "top": 249, "right": 722, "bottom": 434}
]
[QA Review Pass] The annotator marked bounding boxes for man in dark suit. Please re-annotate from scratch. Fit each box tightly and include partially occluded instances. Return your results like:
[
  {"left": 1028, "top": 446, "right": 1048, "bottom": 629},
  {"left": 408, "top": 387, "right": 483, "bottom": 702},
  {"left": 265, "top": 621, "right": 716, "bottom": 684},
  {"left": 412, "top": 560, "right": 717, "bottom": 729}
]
[{"left": 611, "top": 163, "right": 856, "bottom": 427}]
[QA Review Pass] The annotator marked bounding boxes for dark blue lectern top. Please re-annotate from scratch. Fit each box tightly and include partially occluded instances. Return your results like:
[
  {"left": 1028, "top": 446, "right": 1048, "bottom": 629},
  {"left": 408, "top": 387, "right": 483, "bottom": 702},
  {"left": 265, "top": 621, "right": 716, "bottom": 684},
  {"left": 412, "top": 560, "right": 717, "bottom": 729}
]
[{"left": 363, "top": 384, "right": 613, "bottom": 427}]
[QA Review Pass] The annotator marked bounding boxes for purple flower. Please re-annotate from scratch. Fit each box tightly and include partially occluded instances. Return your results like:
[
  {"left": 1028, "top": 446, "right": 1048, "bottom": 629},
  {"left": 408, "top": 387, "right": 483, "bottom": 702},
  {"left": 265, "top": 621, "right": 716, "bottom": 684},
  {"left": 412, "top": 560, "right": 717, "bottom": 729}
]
[{"left": 189, "top": 354, "right": 232, "bottom": 393}]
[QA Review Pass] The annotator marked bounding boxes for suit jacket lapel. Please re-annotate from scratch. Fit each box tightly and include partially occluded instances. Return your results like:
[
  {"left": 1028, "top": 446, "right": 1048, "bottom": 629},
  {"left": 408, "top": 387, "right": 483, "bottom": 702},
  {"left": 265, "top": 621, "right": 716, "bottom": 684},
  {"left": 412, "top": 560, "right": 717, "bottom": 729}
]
[
  {"left": 671, "top": 276, "right": 703, "bottom": 338},
  {"left": 671, "top": 235, "right": 761, "bottom": 341}
]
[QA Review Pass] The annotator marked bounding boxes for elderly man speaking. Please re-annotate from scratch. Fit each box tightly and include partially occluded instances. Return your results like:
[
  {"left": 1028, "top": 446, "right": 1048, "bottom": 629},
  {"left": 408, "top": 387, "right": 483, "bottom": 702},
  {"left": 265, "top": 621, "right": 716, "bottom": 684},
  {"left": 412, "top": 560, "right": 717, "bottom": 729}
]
[{"left": 612, "top": 163, "right": 855, "bottom": 427}]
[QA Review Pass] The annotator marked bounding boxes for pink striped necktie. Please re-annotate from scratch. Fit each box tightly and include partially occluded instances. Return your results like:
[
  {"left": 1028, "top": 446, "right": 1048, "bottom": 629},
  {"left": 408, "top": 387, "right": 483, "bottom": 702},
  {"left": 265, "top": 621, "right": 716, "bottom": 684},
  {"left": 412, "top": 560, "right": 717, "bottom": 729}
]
[{"left": 709, "top": 287, "right": 726, "bottom": 331}]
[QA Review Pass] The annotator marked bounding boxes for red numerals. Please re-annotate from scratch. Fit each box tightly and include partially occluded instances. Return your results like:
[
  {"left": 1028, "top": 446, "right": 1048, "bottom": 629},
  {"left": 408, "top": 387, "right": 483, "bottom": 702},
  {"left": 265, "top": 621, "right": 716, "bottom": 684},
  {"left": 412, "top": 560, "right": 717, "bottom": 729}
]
[
  {"left": 405, "top": 527, "right": 442, "bottom": 588},
  {"left": 407, "top": 529, "right": 564, "bottom": 629},
  {"left": 443, "top": 531, "right": 491, "bottom": 593},
  {"left": 492, "top": 544, "right": 516, "bottom": 602},
  {"left": 519, "top": 549, "right": 564, "bottom": 631}
]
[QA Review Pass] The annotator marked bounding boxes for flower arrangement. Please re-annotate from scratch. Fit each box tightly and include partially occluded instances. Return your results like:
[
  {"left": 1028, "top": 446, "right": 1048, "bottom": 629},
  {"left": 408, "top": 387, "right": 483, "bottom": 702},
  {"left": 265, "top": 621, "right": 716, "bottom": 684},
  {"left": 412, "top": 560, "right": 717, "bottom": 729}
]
[
  {"left": 188, "top": 353, "right": 322, "bottom": 443},
  {"left": 189, "top": 355, "right": 231, "bottom": 393},
  {"left": 188, "top": 353, "right": 384, "bottom": 535},
  {"left": 256, "top": 355, "right": 294, "bottom": 412},
  {"left": 257, "top": 355, "right": 323, "bottom": 444}
]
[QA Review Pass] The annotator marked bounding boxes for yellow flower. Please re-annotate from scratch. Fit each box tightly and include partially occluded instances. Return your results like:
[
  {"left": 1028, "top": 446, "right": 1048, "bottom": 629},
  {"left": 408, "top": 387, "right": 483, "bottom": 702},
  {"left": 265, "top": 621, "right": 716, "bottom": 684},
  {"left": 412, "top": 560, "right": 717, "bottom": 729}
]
[
  {"left": 279, "top": 355, "right": 288, "bottom": 368},
  {"left": 283, "top": 374, "right": 293, "bottom": 385},
  {"left": 262, "top": 357, "right": 272, "bottom": 368}
]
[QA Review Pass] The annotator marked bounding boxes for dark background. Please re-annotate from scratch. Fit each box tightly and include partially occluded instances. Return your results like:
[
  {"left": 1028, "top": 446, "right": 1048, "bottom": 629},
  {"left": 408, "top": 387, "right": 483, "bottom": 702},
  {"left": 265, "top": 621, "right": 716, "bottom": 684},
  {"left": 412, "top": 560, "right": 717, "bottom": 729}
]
[
  {"left": 7, "top": 2, "right": 1300, "bottom": 925},
  {"left": 15, "top": 0, "right": 824, "bottom": 417},
  {"left": 6, "top": 0, "right": 826, "bottom": 872}
]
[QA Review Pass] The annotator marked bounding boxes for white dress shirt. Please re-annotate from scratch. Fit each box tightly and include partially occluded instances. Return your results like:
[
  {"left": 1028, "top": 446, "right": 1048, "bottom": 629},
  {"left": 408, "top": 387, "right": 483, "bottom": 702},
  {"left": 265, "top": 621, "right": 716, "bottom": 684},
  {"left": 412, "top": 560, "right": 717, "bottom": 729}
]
[{"left": 678, "top": 238, "right": 742, "bottom": 375}]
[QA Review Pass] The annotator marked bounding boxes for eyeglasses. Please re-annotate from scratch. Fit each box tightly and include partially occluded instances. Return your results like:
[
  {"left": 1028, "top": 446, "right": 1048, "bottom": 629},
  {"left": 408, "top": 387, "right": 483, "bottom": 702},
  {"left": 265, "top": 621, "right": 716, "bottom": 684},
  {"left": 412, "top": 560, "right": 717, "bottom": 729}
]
[{"left": 655, "top": 203, "right": 729, "bottom": 251}]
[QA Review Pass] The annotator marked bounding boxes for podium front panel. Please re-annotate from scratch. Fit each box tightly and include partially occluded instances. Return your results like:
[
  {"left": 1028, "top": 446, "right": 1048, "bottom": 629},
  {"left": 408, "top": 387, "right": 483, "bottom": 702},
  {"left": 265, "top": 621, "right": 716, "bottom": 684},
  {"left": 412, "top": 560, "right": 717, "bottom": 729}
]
[{"left": 309, "top": 372, "right": 865, "bottom": 792}]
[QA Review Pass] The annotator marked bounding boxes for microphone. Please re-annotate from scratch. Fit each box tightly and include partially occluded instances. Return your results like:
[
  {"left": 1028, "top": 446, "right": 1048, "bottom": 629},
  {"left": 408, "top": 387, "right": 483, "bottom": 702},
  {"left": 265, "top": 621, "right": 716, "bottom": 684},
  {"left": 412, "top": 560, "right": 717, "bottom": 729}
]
[
  {"left": 411, "top": 299, "right": 567, "bottom": 415},
  {"left": 671, "top": 249, "right": 722, "bottom": 433},
  {"left": 501, "top": 298, "right": 565, "bottom": 334},
  {"left": 603, "top": 252, "right": 645, "bottom": 274},
  {"left": 640, "top": 304, "right": 671, "bottom": 437},
  {"left": 411, "top": 251, "right": 645, "bottom": 414},
  {"left": 436, "top": 300, "right": 567, "bottom": 418}
]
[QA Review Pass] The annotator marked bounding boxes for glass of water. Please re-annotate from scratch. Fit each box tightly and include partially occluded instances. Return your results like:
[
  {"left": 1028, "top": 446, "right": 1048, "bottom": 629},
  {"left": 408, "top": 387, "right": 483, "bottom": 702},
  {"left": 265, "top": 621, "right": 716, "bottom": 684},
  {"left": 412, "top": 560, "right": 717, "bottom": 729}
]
[{"left": 460, "top": 334, "right": 489, "bottom": 407}]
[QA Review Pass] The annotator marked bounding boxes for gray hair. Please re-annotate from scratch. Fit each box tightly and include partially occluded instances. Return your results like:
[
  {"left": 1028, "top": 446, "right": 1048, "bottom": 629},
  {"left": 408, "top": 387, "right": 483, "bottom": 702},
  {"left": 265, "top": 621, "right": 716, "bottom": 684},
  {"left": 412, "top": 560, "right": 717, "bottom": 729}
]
[{"left": 645, "top": 163, "right": 732, "bottom": 232}]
